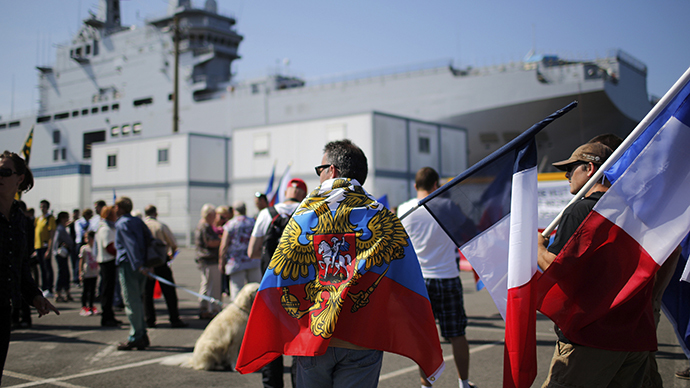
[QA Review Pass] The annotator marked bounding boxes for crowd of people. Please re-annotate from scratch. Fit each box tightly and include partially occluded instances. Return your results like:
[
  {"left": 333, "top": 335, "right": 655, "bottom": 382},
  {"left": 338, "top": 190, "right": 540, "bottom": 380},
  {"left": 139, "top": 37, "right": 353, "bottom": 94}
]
[{"left": 2, "top": 131, "right": 690, "bottom": 388}]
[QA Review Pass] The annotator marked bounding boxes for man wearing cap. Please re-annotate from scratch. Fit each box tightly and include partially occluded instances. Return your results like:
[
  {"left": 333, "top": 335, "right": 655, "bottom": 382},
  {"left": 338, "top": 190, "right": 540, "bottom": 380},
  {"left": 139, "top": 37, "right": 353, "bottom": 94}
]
[
  {"left": 247, "top": 178, "right": 307, "bottom": 388},
  {"left": 537, "top": 142, "right": 649, "bottom": 388}
]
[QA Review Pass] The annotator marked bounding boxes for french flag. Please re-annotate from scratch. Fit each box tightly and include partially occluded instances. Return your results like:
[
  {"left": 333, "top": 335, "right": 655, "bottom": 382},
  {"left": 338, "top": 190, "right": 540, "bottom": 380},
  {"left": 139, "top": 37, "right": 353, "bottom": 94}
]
[
  {"left": 419, "top": 102, "right": 577, "bottom": 388},
  {"left": 268, "top": 164, "right": 291, "bottom": 206},
  {"left": 538, "top": 67, "right": 690, "bottom": 351},
  {"left": 263, "top": 161, "right": 276, "bottom": 198},
  {"left": 454, "top": 132, "right": 539, "bottom": 388},
  {"left": 661, "top": 232, "right": 690, "bottom": 359}
]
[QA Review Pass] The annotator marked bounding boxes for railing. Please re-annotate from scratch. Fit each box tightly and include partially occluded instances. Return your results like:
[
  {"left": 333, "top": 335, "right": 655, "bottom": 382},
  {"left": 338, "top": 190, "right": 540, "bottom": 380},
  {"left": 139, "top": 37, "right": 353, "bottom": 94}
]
[{"left": 303, "top": 58, "right": 454, "bottom": 86}]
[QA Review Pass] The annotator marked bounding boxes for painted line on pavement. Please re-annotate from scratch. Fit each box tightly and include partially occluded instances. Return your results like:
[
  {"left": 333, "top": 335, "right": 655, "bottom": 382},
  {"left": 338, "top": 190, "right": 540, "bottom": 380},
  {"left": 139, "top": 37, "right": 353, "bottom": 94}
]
[
  {"left": 378, "top": 341, "right": 503, "bottom": 382},
  {"left": 4, "top": 354, "right": 175, "bottom": 388}
]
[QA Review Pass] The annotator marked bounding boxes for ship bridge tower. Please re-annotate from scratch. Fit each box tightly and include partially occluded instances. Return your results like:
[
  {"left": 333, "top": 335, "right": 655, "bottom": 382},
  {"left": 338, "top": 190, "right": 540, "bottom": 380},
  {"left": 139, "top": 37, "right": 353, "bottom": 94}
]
[{"left": 153, "top": 0, "right": 243, "bottom": 101}]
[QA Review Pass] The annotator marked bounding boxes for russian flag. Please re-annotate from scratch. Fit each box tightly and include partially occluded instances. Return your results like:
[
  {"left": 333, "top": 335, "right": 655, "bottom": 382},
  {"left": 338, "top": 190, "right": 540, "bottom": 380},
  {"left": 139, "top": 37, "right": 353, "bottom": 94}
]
[
  {"left": 236, "top": 179, "right": 445, "bottom": 383},
  {"left": 537, "top": 67, "right": 690, "bottom": 352},
  {"left": 417, "top": 102, "right": 577, "bottom": 388}
]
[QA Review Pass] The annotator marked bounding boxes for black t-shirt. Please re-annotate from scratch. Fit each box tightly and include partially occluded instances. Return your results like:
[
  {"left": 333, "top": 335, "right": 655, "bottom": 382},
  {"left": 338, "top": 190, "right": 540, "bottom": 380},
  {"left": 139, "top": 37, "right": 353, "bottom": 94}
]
[
  {"left": 548, "top": 191, "right": 605, "bottom": 343},
  {"left": 548, "top": 192, "right": 605, "bottom": 256}
]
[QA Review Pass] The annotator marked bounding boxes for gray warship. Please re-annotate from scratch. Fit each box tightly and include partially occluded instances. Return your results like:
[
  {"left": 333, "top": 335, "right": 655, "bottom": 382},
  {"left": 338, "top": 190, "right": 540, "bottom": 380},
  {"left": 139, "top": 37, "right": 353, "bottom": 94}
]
[{"left": 0, "top": 0, "right": 654, "bottom": 239}]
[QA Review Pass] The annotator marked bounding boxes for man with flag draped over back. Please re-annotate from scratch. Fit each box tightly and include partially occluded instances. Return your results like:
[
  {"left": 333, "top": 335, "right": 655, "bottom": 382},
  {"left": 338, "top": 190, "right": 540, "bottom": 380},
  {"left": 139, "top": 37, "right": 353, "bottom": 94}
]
[
  {"left": 236, "top": 139, "right": 444, "bottom": 387},
  {"left": 536, "top": 142, "right": 652, "bottom": 388}
]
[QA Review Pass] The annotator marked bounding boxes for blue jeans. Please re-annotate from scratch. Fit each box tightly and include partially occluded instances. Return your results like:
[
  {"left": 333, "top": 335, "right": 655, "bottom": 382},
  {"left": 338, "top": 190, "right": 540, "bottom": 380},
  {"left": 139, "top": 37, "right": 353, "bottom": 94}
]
[
  {"left": 118, "top": 263, "right": 147, "bottom": 342},
  {"left": 294, "top": 347, "right": 383, "bottom": 388}
]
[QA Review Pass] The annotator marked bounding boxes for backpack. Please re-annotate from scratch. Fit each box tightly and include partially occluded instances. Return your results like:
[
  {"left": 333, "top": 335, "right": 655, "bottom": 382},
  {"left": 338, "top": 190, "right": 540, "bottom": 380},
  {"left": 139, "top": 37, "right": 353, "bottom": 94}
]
[
  {"left": 261, "top": 206, "right": 292, "bottom": 274},
  {"left": 145, "top": 237, "right": 168, "bottom": 268}
]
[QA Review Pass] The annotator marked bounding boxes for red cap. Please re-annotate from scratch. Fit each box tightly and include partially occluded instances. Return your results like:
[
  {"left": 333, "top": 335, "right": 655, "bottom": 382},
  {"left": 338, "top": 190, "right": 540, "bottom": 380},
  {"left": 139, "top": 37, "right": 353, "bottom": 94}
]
[{"left": 288, "top": 178, "right": 307, "bottom": 193}]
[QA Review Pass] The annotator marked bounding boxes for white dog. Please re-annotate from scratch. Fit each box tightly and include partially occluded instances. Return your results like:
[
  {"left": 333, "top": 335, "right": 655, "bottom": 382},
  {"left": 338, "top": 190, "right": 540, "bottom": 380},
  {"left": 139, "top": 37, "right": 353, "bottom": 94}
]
[{"left": 190, "top": 282, "right": 260, "bottom": 371}]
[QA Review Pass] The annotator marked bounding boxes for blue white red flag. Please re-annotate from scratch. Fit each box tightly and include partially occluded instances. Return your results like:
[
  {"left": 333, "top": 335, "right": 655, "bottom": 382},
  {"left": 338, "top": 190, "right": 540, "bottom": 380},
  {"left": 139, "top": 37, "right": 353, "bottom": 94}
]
[
  {"left": 269, "top": 164, "right": 291, "bottom": 206},
  {"left": 264, "top": 161, "right": 276, "bottom": 198},
  {"left": 418, "top": 102, "right": 576, "bottom": 388},
  {"left": 537, "top": 68, "right": 690, "bottom": 351},
  {"left": 661, "top": 233, "right": 690, "bottom": 359},
  {"left": 236, "top": 178, "right": 445, "bottom": 383}
]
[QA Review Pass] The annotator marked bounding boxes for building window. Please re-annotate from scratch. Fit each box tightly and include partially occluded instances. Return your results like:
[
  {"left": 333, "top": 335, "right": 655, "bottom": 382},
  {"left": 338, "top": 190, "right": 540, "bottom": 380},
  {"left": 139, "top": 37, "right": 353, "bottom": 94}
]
[
  {"left": 101, "top": 105, "right": 109, "bottom": 112},
  {"left": 121, "top": 124, "right": 131, "bottom": 136},
  {"left": 81, "top": 109, "right": 89, "bottom": 116},
  {"left": 110, "top": 126, "right": 119, "bottom": 137},
  {"left": 53, "top": 149, "right": 59, "bottom": 161},
  {"left": 158, "top": 148, "right": 169, "bottom": 164},
  {"left": 61, "top": 148, "right": 67, "bottom": 160},
  {"left": 83, "top": 130, "right": 106, "bottom": 159},
  {"left": 418, "top": 136, "right": 430, "bottom": 154},
  {"left": 72, "top": 110, "right": 79, "bottom": 117},
  {"left": 54, "top": 112, "right": 69, "bottom": 120},
  {"left": 253, "top": 133, "right": 270, "bottom": 157},
  {"left": 37, "top": 116, "right": 51, "bottom": 123},
  {"left": 107, "top": 154, "right": 117, "bottom": 169},
  {"left": 91, "top": 107, "right": 98, "bottom": 114},
  {"left": 53, "top": 130, "right": 60, "bottom": 144},
  {"left": 93, "top": 40, "right": 99, "bottom": 56},
  {"left": 133, "top": 122, "right": 142, "bottom": 134},
  {"left": 85, "top": 45, "right": 91, "bottom": 55},
  {"left": 133, "top": 97, "right": 153, "bottom": 107},
  {"left": 112, "top": 103, "right": 119, "bottom": 111}
]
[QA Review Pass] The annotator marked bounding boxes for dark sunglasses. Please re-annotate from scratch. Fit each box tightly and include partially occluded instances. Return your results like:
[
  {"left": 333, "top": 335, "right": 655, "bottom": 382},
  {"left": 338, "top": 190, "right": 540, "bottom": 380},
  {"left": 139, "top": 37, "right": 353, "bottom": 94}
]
[
  {"left": 564, "top": 162, "right": 587, "bottom": 174},
  {"left": 315, "top": 164, "right": 335, "bottom": 176},
  {"left": 0, "top": 168, "right": 20, "bottom": 177}
]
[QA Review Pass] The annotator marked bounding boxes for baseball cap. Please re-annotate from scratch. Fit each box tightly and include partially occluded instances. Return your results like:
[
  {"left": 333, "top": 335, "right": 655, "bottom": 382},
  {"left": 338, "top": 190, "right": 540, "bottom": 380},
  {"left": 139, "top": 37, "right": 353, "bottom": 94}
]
[
  {"left": 552, "top": 143, "right": 613, "bottom": 171},
  {"left": 288, "top": 178, "right": 307, "bottom": 193}
]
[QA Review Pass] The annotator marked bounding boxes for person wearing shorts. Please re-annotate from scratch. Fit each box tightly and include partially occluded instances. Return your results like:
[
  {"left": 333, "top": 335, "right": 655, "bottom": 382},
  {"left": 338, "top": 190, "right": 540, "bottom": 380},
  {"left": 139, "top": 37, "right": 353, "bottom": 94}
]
[{"left": 399, "top": 167, "right": 474, "bottom": 388}]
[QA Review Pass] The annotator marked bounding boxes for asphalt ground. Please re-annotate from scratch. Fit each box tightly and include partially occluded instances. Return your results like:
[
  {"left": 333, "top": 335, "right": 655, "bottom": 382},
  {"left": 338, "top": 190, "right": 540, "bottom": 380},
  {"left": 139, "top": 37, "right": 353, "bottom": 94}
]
[{"left": 3, "top": 248, "right": 690, "bottom": 387}]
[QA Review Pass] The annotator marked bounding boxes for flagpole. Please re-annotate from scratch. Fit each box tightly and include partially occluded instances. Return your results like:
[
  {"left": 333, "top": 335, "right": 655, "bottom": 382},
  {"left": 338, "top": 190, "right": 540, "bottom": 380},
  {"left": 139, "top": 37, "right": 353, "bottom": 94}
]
[
  {"left": 399, "top": 101, "right": 579, "bottom": 222},
  {"left": 542, "top": 66, "right": 690, "bottom": 237}
]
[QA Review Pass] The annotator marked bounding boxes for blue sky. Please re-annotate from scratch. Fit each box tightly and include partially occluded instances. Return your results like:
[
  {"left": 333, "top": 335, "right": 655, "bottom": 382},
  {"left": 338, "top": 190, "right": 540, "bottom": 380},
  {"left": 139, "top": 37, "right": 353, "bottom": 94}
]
[{"left": 1, "top": 0, "right": 689, "bottom": 119}]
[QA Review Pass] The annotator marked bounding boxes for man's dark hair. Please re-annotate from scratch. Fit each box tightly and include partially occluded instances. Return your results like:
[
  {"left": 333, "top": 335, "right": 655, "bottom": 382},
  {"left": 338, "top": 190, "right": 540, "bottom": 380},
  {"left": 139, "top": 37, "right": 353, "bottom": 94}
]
[
  {"left": 415, "top": 167, "right": 439, "bottom": 192},
  {"left": 57, "top": 211, "right": 70, "bottom": 223},
  {"left": 144, "top": 205, "right": 157, "bottom": 217},
  {"left": 40, "top": 199, "right": 50, "bottom": 208},
  {"left": 588, "top": 133, "right": 623, "bottom": 151},
  {"left": 94, "top": 200, "right": 106, "bottom": 209},
  {"left": 116, "top": 197, "right": 133, "bottom": 214},
  {"left": 323, "top": 139, "right": 368, "bottom": 184},
  {"left": 1, "top": 150, "right": 34, "bottom": 193}
]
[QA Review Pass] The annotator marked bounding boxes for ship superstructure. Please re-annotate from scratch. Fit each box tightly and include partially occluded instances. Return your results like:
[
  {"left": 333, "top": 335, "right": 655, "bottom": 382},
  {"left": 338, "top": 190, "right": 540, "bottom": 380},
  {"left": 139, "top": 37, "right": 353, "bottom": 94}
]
[{"left": 0, "top": 0, "right": 654, "bottom": 241}]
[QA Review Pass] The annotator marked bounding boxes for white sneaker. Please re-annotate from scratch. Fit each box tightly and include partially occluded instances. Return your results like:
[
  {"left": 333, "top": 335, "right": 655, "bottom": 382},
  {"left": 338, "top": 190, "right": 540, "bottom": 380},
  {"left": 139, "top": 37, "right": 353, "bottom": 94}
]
[{"left": 42, "top": 290, "right": 54, "bottom": 298}]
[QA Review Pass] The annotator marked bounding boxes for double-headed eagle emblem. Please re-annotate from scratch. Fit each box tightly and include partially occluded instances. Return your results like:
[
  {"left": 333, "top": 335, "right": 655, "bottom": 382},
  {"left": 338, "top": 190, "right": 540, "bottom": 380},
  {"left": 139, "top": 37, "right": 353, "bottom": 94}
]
[{"left": 268, "top": 179, "right": 409, "bottom": 339}]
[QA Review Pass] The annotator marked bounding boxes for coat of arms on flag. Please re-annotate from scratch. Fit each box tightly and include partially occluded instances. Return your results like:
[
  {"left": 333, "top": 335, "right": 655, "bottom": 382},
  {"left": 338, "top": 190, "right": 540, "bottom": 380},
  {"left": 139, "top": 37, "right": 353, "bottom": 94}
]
[
  {"left": 237, "top": 178, "right": 445, "bottom": 382},
  {"left": 314, "top": 233, "right": 356, "bottom": 283}
]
